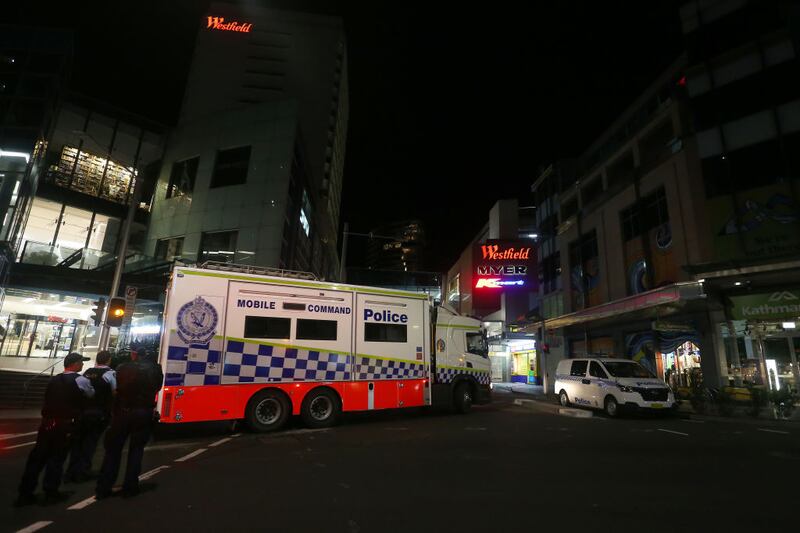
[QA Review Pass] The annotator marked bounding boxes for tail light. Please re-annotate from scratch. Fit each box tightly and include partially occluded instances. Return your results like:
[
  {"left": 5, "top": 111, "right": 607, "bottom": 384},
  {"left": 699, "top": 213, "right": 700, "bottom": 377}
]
[{"left": 163, "top": 392, "right": 173, "bottom": 418}]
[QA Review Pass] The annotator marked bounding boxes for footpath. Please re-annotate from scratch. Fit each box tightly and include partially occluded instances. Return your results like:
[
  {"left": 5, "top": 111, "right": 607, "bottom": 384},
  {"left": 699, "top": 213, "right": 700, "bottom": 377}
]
[{"left": 492, "top": 382, "right": 800, "bottom": 425}]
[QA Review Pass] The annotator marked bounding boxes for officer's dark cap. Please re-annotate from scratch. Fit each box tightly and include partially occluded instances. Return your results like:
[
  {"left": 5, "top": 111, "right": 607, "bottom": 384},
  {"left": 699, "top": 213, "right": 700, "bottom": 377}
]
[{"left": 64, "top": 352, "right": 90, "bottom": 366}]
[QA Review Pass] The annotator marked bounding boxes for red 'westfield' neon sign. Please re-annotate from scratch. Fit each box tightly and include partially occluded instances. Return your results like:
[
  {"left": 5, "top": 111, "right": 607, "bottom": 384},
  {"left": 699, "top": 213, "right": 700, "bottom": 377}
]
[
  {"left": 480, "top": 245, "right": 531, "bottom": 260},
  {"left": 207, "top": 16, "right": 253, "bottom": 33}
]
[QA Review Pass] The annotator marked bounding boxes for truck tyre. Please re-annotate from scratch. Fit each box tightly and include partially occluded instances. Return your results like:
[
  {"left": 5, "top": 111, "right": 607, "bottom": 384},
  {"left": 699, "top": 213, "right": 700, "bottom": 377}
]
[
  {"left": 559, "top": 390, "right": 570, "bottom": 407},
  {"left": 453, "top": 382, "right": 473, "bottom": 414},
  {"left": 301, "top": 388, "right": 341, "bottom": 428},
  {"left": 246, "top": 389, "right": 290, "bottom": 432},
  {"left": 604, "top": 396, "right": 619, "bottom": 418}
]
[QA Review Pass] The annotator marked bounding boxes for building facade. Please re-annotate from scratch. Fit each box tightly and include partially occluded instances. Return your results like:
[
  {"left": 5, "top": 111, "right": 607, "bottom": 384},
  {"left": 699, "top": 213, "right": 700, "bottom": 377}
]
[
  {"left": 530, "top": 0, "right": 800, "bottom": 396},
  {"left": 365, "top": 219, "right": 426, "bottom": 272},
  {"left": 146, "top": 4, "right": 348, "bottom": 279}
]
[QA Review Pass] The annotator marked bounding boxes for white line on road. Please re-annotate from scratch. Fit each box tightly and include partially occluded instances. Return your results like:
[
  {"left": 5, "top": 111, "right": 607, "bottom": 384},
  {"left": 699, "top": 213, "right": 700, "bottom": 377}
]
[
  {"left": 758, "top": 428, "right": 789, "bottom": 435},
  {"left": 231, "top": 433, "right": 241, "bottom": 437},
  {"left": 175, "top": 448, "right": 207, "bottom": 462},
  {"left": 0, "top": 431, "right": 37, "bottom": 441},
  {"left": 209, "top": 437, "right": 232, "bottom": 447},
  {"left": 657, "top": 429, "right": 689, "bottom": 436},
  {"left": 680, "top": 419, "right": 705, "bottom": 424},
  {"left": 4, "top": 440, "right": 36, "bottom": 450},
  {"left": 15, "top": 521, "right": 53, "bottom": 533},
  {"left": 67, "top": 495, "right": 96, "bottom": 511},
  {"left": 139, "top": 465, "right": 170, "bottom": 480}
]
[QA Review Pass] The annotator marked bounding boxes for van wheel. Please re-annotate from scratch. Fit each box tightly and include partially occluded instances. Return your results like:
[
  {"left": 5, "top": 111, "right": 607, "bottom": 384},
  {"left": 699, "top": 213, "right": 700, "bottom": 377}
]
[
  {"left": 453, "top": 382, "right": 473, "bottom": 414},
  {"left": 604, "top": 396, "right": 619, "bottom": 418},
  {"left": 246, "top": 389, "right": 290, "bottom": 432},
  {"left": 559, "top": 390, "right": 570, "bottom": 407},
  {"left": 301, "top": 388, "right": 341, "bottom": 428}
]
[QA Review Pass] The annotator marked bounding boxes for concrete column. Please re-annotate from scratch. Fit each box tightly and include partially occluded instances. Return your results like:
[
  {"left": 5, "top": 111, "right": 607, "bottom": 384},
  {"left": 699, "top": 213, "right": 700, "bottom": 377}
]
[{"left": 698, "top": 310, "right": 729, "bottom": 388}]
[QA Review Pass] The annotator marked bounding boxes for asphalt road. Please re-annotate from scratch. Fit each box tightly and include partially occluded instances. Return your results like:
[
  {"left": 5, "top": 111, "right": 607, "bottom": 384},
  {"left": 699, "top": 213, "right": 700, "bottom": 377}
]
[{"left": 2, "top": 393, "right": 798, "bottom": 533}]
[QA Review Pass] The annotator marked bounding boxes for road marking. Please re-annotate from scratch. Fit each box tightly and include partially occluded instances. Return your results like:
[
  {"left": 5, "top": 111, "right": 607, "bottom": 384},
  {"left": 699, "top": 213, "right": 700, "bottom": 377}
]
[
  {"left": 281, "top": 428, "right": 330, "bottom": 436},
  {"left": 465, "top": 427, "right": 487, "bottom": 431},
  {"left": 758, "top": 428, "right": 789, "bottom": 435},
  {"left": 680, "top": 419, "right": 705, "bottom": 424},
  {"left": 0, "top": 431, "right": 37, "bottom": 441},
  {"left": 139, "top": 465, "right": 170, "bottom": 480},
  {"left": 4, "top": 440, "right": 36, "bottom": 450},
  {"left": 15, "top": 522, "right": 53, "bottom": 533},
  {"left": 231, "top": 433, "right": 241, "bottom": 438},
  {"left": 145, "top": 441, "right": 201, "bottom": 452},
  {"left": 175, "top": 448, "right": 207, "bottom": 462},
  {"left": 68, "top": 495, "right": 96, "bottom": 511},
  {"left": 209, "top": 437, "right": 232, "bottom": 447},
  {"left": 657, "top": 429, "right": 689, "bottom": 436}
]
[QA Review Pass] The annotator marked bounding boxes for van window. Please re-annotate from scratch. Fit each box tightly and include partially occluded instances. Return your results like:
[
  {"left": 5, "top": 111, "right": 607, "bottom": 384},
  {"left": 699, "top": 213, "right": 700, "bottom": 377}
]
[
  {"left": 603, "top": 361, "right": 654, "bottom": 378},
  {"left": 570, "top": 360, "right": 588, "bottom": 377},
  {"left": 296, "top": 319, "right": 337, "bottom": 341},
  {"left": 589, "top": 361, "right": 608, "bottom": 379},
  {"left": 365, "top": 323, "right": 407, "bottom": 343},
  {"left": 244, "top": 316, "right": 290, "bottom": 339}
]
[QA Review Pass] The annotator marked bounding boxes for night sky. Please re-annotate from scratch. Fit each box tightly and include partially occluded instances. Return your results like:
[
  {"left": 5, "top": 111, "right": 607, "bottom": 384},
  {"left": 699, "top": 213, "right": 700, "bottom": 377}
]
[{"left": 6, "top": 1, "right": 684, "bottom": 271}]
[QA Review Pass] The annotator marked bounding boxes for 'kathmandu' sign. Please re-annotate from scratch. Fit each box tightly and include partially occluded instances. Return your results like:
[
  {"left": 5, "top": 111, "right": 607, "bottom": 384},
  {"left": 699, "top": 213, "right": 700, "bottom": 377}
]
[
  {"left": 730, "top": 291, "right": 800, "bottom": 320},
  {"left": 207, "top": 16, "right": 253, "bottom": 33}
]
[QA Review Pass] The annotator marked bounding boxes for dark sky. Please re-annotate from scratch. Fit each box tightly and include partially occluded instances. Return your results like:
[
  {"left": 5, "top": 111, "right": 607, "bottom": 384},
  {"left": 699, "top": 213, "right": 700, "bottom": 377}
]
[{"left": 6, "top": 1, "right": 684, "bottom": 272}]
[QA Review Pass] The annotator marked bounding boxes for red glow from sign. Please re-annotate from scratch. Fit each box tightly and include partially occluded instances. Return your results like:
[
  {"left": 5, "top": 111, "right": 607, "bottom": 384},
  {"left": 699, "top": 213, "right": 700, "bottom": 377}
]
[
  {"left": 207, "top": 16, "right": 253, "bottom": 33},
  {"left": 678, "top": 75, "right": 686, "bottom": 87}
]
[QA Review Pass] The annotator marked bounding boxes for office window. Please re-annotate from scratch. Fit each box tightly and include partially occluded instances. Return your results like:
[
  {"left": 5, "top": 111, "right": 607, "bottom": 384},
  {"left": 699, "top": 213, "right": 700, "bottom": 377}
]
[
  {"left": 365, "top": 323, "right": 407, "bottom": 343},
  {"left": 582, "top": 177, "right": 603, "bottom": 204},
  {"left": 155, "top": 237, "right": 184, "bottom": 261},
  {"left": 198, "top": 230, "right": 237, "bottom": 263},
  {"left": 166, "top": 157, "right": 198, "bottom": 199},
  {"left": 244, "top": 316, "right": 290, "bottom": 339},
  {"left": 300, "top": 189, "right": 311, "bottom": 236},
  {"left": 296, "top": 319, "right": 337, "bottom": 341},
  {"left": 210, "top": 146, "right": 250, "bottom": 188}
]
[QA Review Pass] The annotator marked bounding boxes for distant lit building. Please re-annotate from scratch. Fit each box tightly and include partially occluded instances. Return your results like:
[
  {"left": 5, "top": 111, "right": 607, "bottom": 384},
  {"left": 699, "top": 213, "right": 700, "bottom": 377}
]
[
  {"left": 146, "top": 4, "right": 348, "bottom": 279},
  {"left": 366, "top": 220, "right": 425, "bottom": 272}
]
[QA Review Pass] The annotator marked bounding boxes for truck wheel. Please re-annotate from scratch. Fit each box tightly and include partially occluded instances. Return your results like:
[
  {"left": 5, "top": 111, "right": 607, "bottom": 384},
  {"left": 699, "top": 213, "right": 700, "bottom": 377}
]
[
  {"left": 246, "top": 389, "right": 290, "bottom": 432},
  {"left": 559, "top": 390, "right": 570, "bottom": 407},
  {"left": 453, "top": 382, "right": 473, "bottom": 414},
  {"left": 604, "top": 396, "right": 619, "bottom": 418},
  {"left": 301, "top": 388, "right": 341, "bottom": 428}
]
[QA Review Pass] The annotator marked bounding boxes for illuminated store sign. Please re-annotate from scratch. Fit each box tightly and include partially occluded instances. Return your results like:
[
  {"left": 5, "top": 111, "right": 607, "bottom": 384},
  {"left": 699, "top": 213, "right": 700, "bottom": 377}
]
[
  {"left": 207, "top": 16, "right": 253, "bottom": 33},
  {"left": 472, "top": 239, "right": 537, "bottom": 309}
]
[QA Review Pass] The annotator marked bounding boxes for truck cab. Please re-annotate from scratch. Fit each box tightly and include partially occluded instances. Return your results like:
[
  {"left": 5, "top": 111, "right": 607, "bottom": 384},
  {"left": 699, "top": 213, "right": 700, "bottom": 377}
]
[{"left": 432, "top": 307, "right": 492, "bottom": 411}]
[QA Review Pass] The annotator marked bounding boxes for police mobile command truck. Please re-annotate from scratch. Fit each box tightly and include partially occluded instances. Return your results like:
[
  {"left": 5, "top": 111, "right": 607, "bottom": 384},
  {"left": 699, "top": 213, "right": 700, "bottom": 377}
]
[
  {"left": 157, "top": 263, "right": 491, "bottom": 431},
  {"left": 555, "top": 357, "right": 676, "bottom": 417}
]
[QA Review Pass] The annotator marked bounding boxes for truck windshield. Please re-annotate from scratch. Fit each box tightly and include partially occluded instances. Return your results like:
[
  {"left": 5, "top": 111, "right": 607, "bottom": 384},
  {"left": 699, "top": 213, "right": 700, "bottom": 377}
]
[
  {"left": 466, "top": 332, "right": 488, "bottom": 358},
  {"left": 602, "top": 361, "right": 654, "bottom": 378}
]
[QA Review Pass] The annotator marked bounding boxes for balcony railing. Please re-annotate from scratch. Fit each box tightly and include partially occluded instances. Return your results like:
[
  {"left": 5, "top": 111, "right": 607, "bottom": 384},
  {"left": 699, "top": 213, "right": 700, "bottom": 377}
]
[{"left": 19, "top": 241, "right": 115, "bottom": 270}]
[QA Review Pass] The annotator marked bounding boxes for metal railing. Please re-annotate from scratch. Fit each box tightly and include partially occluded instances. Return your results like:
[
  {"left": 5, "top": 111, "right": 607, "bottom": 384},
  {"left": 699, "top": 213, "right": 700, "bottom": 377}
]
[
  {"left": 199, "top": 261, "right": 318, "bottom": 280},
  {"left": 20, "top": 356, "right": 64, "bottom": 409}
]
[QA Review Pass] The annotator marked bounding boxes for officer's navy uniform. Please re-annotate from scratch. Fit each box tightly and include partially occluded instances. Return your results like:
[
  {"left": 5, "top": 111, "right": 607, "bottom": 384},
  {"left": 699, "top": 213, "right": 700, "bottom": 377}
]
[
  {"left": 65, "top": 365, "right": 115, "bottom": 481},
  {"left": 96, "top": 357, "right": 163, "bottom": 497},
  {"left": 18, "top": 367, "right": 94, "bottom": 501}
]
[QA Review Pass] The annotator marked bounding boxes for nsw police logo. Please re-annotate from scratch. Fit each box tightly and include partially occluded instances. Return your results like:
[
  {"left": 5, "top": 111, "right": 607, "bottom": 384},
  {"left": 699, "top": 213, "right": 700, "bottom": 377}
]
[{"left": 176, "top": 297, "right": 218, "bottom": 345}]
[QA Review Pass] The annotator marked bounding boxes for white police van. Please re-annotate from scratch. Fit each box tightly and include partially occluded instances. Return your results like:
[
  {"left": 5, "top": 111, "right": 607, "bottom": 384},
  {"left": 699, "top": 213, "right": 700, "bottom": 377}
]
[{"left": 555, "top": 357, "right": 676, "bottom": 417}]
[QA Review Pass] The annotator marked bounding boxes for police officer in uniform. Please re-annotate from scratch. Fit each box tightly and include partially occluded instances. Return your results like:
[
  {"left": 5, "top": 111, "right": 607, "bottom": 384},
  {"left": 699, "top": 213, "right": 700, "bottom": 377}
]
[
  {"left": 65, "top": 350, "right": 116, "bottom": 483},
  {"left": 15, "top": 352, "right": 94, "bottom": 506},
  {"left": 96, "top": 349, "right": 163, "bottom": 499}
]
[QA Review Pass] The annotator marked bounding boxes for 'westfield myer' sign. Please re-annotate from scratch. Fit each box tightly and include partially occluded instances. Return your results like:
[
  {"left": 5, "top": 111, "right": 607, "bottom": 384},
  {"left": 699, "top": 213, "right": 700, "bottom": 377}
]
[
  {"left": 472, "top": 239, "right": 537, "bottom": 310},
  {"left": 207, "top": 16, "right": 253, "bottom": 33}
]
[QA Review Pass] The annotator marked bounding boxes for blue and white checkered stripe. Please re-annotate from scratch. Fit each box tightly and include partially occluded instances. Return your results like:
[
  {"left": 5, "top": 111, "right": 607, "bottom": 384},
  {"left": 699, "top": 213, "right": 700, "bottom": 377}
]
[
  {"left": 355, "top": 356, "right": 425, "bottom": 380},
  {"left": 165, "top": 332, "right": 224, "bottom": 387},
  {"left": 436, "top": 367, "right": 491, "bottom": 386},
  {"left": 221, "top": 339, "right": 351, "bottom": 384}
]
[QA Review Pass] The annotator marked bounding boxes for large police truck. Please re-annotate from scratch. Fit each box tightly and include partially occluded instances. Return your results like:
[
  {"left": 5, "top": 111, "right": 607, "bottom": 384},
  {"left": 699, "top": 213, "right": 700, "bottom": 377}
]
[{"left": 156, "top": 263, "right": 491, "bottom": 431}]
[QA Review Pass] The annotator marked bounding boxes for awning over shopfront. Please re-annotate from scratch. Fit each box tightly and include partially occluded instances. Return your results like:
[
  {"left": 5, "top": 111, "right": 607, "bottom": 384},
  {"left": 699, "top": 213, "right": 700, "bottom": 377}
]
[{"left": 524, "top": 282, "right": 706, "bottom": 332}]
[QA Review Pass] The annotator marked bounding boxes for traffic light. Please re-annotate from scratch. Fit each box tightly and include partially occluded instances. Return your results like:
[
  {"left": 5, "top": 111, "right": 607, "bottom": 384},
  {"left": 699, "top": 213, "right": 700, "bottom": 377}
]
[
  {"left": 107, "top": 297, "right": 126, "bottom": 327},
  {"left": 91, "top": 298, "right": 106, "bottom": 327}
]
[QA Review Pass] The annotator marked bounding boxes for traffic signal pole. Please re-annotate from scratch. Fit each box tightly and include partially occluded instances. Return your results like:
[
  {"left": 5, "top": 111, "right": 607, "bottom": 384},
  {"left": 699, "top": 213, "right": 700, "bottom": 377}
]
[{"left": 98, "top": 175, "right": 142, "bottom": 351}]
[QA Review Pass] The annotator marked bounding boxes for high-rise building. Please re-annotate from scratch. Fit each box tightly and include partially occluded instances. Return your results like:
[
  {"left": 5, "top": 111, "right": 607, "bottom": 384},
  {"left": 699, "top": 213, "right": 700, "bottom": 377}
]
[
  {"left": 145, "top": 4, "right": 348, "bottom": 279},
  {"left": 365, "top": 220, "right": 426, "bottom": 272}
]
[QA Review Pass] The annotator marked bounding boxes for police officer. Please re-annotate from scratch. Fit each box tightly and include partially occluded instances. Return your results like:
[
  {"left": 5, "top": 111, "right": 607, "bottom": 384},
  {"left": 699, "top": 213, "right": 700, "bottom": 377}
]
[
  {"left": 65, "top": 350, "right": 116, "bottom": 483},
  {"left": 15, "top": 352, "right": 94, "bottom": 506},
  {"left": 96, "top": 349, "right": 163, "bottom": 499}
]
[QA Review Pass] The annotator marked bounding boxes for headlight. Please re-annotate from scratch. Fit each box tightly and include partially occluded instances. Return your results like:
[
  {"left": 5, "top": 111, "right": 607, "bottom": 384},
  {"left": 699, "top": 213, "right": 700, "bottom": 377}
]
[{"left": 617, "top": 384, "right": 634, "bottom": 393}]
